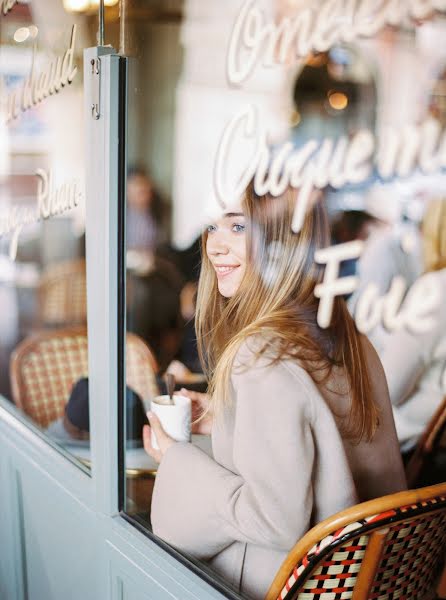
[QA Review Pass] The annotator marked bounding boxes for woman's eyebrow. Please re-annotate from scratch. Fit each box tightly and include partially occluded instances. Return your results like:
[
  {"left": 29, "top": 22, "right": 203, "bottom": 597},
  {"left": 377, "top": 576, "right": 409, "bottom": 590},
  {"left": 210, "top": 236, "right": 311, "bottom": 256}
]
[{"left": 224, "top": 212, "right": 244, "bottom": 218}]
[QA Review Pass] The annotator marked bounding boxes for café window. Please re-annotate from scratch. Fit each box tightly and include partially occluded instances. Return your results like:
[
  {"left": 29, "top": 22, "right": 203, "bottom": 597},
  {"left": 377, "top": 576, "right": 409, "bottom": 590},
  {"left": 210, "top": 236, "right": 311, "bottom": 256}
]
[
  {"left": 116, "top": 1, "right": 446, "bottom": 598},
  {"left": 0, "top": 1, "right": 98, "bottom": 469}
]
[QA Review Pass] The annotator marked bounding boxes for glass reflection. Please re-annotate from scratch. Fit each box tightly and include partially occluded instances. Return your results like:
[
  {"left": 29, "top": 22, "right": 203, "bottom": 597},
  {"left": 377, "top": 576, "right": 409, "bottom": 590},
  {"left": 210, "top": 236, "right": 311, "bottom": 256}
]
[
  {"left": 0, "top": 0, "right": 95, "bottom": 468},
  {"left": 119, "top": 2, "right": 446, "bottom": 597}
]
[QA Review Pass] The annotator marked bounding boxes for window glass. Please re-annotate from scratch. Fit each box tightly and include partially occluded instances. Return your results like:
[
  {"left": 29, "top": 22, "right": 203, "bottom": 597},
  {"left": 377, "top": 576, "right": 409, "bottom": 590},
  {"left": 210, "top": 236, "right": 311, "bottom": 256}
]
[
  {"left": 0, "top": 1, "right": 99, "bottom": 468},
  {"left": 120, "top": 1, "right": 446, "bottom": 597}
]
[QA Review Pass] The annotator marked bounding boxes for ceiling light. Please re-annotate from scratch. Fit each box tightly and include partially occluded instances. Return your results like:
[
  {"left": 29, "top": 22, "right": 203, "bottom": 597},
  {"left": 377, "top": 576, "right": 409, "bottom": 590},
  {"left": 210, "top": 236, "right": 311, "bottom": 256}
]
[
  {"left": 328, "top": 91, "right": 348, "bottom": 110},
  {"left": 14, "top": 27, "right": 30, "bottom": 43},
  {"left": 63, "top": 0, "right": 119, "bottom": 13},
  {"left": 290, "top": 109, "right": 301, "bottom": 127},
  {"left": 63, "top": 0, "right": 90, "bottom": 12}
]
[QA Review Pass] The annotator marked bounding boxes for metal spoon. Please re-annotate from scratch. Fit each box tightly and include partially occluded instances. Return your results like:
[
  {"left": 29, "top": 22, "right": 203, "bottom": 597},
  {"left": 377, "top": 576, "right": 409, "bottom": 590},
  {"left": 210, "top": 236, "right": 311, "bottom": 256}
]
[{"left": 166, "top": 373, "right": 175, "bottom": 405}]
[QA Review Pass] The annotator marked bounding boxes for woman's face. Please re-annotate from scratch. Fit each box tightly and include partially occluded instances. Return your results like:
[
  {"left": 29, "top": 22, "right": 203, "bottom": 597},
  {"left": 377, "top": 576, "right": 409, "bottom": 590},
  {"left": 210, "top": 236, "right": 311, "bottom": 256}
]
[
  {"left": 206, "top": 211, "right": 247, "bottom": 298},
  {"left": 127, "top": 174, "right": 153, "bottom": 211}
]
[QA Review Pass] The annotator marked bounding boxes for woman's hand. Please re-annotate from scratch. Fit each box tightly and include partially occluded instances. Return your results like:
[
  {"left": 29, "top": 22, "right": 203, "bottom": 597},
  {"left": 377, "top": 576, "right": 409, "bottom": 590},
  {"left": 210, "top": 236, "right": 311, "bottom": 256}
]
[
  {"left": 177, "top": 388, "right": 213, "bottom": 435},
  {"left": 143, "top": 412, "right": 176, "bottom": 464}
]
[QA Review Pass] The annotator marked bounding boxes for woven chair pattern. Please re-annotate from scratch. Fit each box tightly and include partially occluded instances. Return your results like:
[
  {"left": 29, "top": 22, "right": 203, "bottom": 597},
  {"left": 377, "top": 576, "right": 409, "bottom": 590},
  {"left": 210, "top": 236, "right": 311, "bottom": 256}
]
[
  {"left": 12, "top": 330, "right": 159, "bottom": 428},
  {"left": 278, "top": 496, "right": 446, "bottom": 600},
  {"left": 39, "top": 260, "right": 87, "bottom": 326},
  {"left": 369, "top": 511, "right": 446, "bottom": 598},
  {"left": 126, "top": 335, "right": 159, "bottom": 405},
  {"left": 18, "top": 334, "right": 88, "bottom": 428}
]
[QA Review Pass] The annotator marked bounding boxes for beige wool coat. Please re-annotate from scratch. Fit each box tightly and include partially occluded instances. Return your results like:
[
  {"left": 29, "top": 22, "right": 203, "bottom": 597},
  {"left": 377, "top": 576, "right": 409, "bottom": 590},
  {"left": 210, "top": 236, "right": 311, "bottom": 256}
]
[{"left": 151, "top": 337, "right": 406, "bottom": 600}]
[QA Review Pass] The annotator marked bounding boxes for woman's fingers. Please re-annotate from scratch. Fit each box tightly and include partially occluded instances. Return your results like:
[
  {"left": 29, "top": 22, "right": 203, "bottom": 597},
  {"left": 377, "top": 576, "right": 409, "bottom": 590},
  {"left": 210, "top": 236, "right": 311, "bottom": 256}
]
[
  {"left": 147, "top": 411, "right": 165, "bottom": 439},
  {"left": 179, "top": 388, "right": 208, "bottom": 406},
  {"left": 146, "top": 411, "right": 177, "bottom": 457},
  {"left": 178, "top": 388, "right": 211, "bottom": 425},
  {"left": 142, "top": 423, "right": 162, "bottom": 463},
  {"left": 176, "top": 387, "right": 195, "bottom": 399}
]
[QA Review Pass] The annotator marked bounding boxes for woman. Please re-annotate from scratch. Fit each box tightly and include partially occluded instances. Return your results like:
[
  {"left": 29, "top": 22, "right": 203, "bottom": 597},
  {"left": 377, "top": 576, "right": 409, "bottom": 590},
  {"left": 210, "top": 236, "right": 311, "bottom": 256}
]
[
  {"left": 380, "top": 198, "right": 446, "bottom": 453},
  {"left": 143, "top": 186, "right": 406, "bottom": 600},
  {"left": 126, "top": 165, "right": 168, "bottom": 251}
]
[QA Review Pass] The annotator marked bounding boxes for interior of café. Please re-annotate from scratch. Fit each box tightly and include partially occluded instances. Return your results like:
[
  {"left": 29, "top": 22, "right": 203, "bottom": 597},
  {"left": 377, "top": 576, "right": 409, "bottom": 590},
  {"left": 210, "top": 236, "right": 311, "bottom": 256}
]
[{"left": 0, "top": 1, "right": 446, "bottom": 599}]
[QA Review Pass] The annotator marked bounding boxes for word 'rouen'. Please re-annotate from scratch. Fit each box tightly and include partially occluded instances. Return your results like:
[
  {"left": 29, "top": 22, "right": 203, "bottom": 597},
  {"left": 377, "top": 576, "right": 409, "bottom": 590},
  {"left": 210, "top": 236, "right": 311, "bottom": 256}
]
[
  {"left": 0, "top": 169, "right": 81, "bottom": 261},
  {"left": 0, "top": 0, "right": 19, "bottom": 16},
  {"left": 314, "top": 241, "right": 441, "bottom": 334},
  {"left": 2, "top": 25, "right": 78, "bottom": 123},
  {"left": 227, "top": 0, "right": 446, "bottom": 85},
  {"left": 214, "top": 105, "right": 446, "bottom": 232}
]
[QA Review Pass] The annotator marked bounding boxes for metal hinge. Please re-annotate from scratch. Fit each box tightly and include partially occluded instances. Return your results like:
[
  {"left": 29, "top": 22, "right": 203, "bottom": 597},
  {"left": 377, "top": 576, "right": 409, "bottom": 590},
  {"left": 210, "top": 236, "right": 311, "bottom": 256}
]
[{"left": 91, "top": 57, "right": 101, "bottom": 120}]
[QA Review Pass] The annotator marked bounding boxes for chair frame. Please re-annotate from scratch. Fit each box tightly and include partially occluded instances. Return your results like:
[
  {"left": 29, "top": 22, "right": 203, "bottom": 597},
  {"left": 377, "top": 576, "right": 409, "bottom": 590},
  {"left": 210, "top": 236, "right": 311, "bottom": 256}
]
[
  {"left": 266, "top": 482, "right": 446, "bottom": 600},
  {"left": 406, "top": 395, "right": 446, "bottom": 488},
  {"left": 10, "top": 326, "right": 159, "bottom": 420}
]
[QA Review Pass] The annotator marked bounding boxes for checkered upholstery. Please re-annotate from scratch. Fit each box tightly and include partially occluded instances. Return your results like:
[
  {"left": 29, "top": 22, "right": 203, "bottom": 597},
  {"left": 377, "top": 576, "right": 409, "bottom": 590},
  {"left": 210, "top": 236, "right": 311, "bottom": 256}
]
[
  {"left": 278, "top": 496, "right": 446, "bottom": 600},
  {"left": 39, "top": 260, "right": 87, "bottom": 326},
  {"left": 14, "top": 332, "right": 88, "bottom": 428},
  {"left": 11, "top": 329, "right": 159, "bottom": 428}
]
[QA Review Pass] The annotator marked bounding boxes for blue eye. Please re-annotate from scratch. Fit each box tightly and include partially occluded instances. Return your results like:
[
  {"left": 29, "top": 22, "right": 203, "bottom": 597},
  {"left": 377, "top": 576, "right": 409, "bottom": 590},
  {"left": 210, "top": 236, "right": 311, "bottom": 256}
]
[
  {"left": 232, "top": 223, "right": 245, "bottom": 233},
  {"left": 207, "top": 224, "right": 217, "bottom": 233}
]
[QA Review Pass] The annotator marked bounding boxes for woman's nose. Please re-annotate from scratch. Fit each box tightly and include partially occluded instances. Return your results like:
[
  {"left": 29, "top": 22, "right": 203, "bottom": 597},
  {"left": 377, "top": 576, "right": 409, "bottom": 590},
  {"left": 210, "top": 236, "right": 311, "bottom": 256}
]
[{"left": 207, "top": 234, "right": 229, "bottom": 256}]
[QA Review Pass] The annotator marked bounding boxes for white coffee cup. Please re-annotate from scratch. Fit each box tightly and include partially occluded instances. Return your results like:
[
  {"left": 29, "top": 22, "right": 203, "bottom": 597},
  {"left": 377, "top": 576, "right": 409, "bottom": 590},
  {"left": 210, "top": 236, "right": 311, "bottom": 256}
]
[{"left": 150, "top": 394, "right": 191, "bottom": 450}]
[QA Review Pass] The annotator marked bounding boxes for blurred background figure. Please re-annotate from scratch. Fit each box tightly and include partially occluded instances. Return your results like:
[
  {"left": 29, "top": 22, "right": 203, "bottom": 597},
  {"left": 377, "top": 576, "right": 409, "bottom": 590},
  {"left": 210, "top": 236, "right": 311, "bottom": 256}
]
[
  {"left": 126, "top": 165, "right": 183, "bottom": 372},
  {"left": 380, "top": 197, "right": 446, "bottom": 453},
  {"left": 46, "top": 378, "right": 148, "bottom": 448},
  {"left": 170, "top": 236, "right": 202, "bottom": 375},
  {"left": 331, "top": 208, "right": 384, "bottom": 282},
  {"left": 348, "top": 185, "right": 423, "bottom": 349},
  {"left": 126, "top": 255, "right": 184, "bottom": 372},
  {"left": 126, "top": 165, "right": 168, "bottom": 252}
]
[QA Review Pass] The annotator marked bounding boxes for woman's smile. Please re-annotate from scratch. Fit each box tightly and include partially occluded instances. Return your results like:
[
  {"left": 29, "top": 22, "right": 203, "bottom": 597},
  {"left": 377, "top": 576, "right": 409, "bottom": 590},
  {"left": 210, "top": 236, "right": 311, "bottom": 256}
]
[{"left": 213, "top": 264, "right": 241, "bottom": 277}]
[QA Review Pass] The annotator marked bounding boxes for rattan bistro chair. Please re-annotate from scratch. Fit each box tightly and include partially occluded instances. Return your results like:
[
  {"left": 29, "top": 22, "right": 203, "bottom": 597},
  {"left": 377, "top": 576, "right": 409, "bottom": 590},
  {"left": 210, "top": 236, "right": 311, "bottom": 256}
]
[
  {"left": 10, "top": 327, "right": 159, "bottom": 428},
  {"left": 38, "top": 259, "right": 87, "bottom": 327},
  {"left": 406, "top": 396, "right": 446, "bottom": 488},
  {"left": 266, "top": 483, "right": 446, "bottom": 600}
]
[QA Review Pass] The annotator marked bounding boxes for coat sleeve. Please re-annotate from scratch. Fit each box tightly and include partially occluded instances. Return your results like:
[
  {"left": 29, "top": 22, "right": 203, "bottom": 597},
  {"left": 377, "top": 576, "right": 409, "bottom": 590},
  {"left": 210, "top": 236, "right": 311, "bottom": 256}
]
[{"left": 150, "top": 348, "right": 315, "bottom": 560}]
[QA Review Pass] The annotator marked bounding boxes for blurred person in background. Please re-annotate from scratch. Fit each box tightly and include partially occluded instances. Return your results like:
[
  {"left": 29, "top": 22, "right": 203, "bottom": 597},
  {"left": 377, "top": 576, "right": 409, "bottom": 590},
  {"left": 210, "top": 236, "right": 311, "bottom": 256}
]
[
  {"left": 331, "top": 208, "right": 383, "bottom": 282},
  {"left": 165, "top": 236, "right": 203, "bottom": 378},
  {"left": 380, "top": 198, "right": 446, "bottom": 453},
  {"left": 46, "top": 378, "right": 148, "bottom": 448},
  {"left": 126, "top": 165, "right": 168, "bottom": 252},
  {"left": 348, "top": 186, "right": 423, "bottom": 350},
  {"left": 126, "top": 165, "right": 184, "bottom": 371},
  {"left": 126, "top": 255, "right": 184, "bottom": 372}
]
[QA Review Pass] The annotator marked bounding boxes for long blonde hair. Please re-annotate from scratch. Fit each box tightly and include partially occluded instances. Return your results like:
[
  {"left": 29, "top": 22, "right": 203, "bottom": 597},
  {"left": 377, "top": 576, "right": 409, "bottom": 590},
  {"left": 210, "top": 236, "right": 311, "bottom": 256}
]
[
  {"left": 196, "top": 185, "right": 377, "bottom": 442},
  {"left": 422, "top": 198, "right": 446, "bottom": 273}
]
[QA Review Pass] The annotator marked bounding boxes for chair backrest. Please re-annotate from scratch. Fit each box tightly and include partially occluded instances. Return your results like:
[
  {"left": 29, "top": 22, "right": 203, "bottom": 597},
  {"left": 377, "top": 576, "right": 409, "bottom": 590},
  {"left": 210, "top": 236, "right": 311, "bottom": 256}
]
[
  {"left": 10, "top": 327, "right": 159, "bottom": 428},
  {"left": 38, "top": 259, "right": 87, "bottom": 326},
  {"left": 406, "top": 396, "right": 446, "bottom": 488},
  {"left": 266, "top": 483, "right": 446, "bottom": 600},
  {"left": 125, "top": 331, "right": 159, "bottom": 409}
]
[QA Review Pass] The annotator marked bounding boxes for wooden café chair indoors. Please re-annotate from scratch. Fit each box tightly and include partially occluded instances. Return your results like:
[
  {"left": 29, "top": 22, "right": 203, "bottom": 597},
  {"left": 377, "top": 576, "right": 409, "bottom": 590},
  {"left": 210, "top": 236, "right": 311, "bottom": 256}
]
[
  {"left": 405, "top": 396, "right": 446, "bottom": 489},
  {"left": 266, "top": 483, "right": 446, "bottom": 600},
  {"left": 38, "top": 259, "right": 88, "bottom": 327},
  {"left": 10, "top": 326, "right": 159, "bottom": 428}
]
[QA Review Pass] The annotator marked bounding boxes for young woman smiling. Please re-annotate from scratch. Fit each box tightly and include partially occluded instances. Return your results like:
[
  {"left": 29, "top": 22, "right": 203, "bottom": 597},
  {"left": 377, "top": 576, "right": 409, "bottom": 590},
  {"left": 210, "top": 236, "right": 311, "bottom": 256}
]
[{"left": 143, "top": 185, "right": 406, "bottom": 600}]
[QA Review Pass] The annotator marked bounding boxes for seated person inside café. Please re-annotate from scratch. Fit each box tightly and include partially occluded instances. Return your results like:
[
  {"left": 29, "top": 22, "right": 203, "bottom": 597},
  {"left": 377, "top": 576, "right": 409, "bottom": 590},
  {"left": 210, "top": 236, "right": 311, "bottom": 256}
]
[
  {"left": 125, "top": 164, "right": 203, "bottom": 374},
  {"left": 380, "top": 197, "right": 446, "bottom": 454},
  {"left": 142, "top": 184, "right": 407, "bottom": 600},
  {"left": 46, "top": 378, "right": 148, "bottom": 447},
  {"left": 125, "top": 164, "right": 183, "bottom": 371},
  {"left": 126, "top": 165, "right": 168, "bottom": 252}
]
